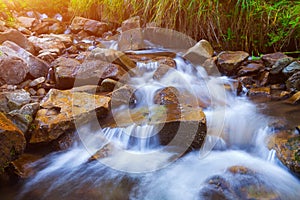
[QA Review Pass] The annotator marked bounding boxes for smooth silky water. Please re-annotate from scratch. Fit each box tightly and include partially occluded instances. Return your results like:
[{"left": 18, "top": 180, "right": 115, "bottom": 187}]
[{"left": 2, "top": 49, "right": 300, "bottom": 200}]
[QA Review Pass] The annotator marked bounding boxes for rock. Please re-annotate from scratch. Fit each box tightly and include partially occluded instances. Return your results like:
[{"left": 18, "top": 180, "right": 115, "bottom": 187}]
[
  {"left": 101, "top": 78, "right": 118, "bottom": 92},
  {"left": 43, "top": 34, "right": 73, "bottom": 48},
  {"left": 183, "top": 39, "right": 214, "bottom": 66},
  {"left": 7, "top": 102, "right": 39, "bottom": 134},
  {"left": 48, "top": 22, "right": 64, "bottom": 34},
  {"left": 286, "top": 71, "right": 300, "bottom": 92},
  {"left": 121, "top": 16, "right": 141, "bottom": 32},
  {"left": 0, "top": 29, "right": 35, "bottom": 54},
  {"left": 37, "top": 51, "right": 56, "bottom": 63},
  {"left": 28, "top": 35, "right": 66, "bottom": 55},
  {"left": 110, "top": 85, "right": 136, "bottom": 108},
  {"left": 198, "top": 166, "right": 279, "bottom": 200},
  {"left": 70, "top": 85, "right": 102, "bottom": 94},
  {"left": 271, "top": 90, "right": 291, "bottom": 101},
  {"left": 217, "top": 51, "right": 249, "bottom": 75},
  {"left": 0, "top": 90, "right": 31, "bottom": 113},
  {"left": 268, "top": 130, "right": 300, "bottom": 174},
  {"left": 70, "top": 16, "right": 108, "bottom": 36},
  {"left": 248, "top": 87, "right": 271, "bottom": 97},
  {"left": 270, "top": 57, "right": 294, "bottom": 75},
  {"left": 32, "top": 21, "right": 49, "bottom": 35},
  {"left": 29, "top": 77, "right": 46, "bottom": 88},
  {"left": 88, "top": 143, "right": 116, "bottom": 162},
  {"left": 73, "top": 59, "right": 126, "bottom": 87},
  {"left": 0, "top": 112, "right": 26, "bottom": 171},
  {"left": 52, "top": 57, "right": 80, "bottom": 90},
  {"left": 258, "top": 71, "right": 269, "bottom": 86},
  {"left": 282, "top": 61, "right": 300, "bottom": 77},
  {"left": 36, "top": 88, "right": 46, "bottom": 97},
  {"left": 154, "top": 87, "right": 180, "bottom": 106},
  {"left": 17, "top": 16, "right": 36, "bottom": 29},
  {"left": 261, "top": 52, "right": 287, "bottom": 67},
  {"left": 30, "top": 89, "right": 110, "bottom": 144},
  {"left": 0, "top": 51, "right": 29, "bottom": 85},
  {"left": 237, "top": 63, "right": 264, "bottom": 76},
  {"left": 88, "top": 48, "right": 137, "bottom": 74},
  {"left": 2, "top": 41, "right": 50, "bottom": 78},
  {"left": 201, "top": 57, "right": 219, "bottom": 75},
  {"left": 285, "top": 91, "right": 300, "bottom": 104},
  {"left": 153, "top": 64, "right": 172, "bottom": 80},
  {"left": 107, "top": 105, "right": 206, "bottom": 150}
]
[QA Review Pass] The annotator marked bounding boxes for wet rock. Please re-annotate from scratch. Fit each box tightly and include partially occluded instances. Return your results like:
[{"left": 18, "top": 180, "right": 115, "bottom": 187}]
[
  {"left": 201, "top": 57, "right": 219, "bottom": 75},
  {"left": 261, "top": 52, "right": 287, "bottom": 67},
  {"left": 7, "top": 102, "right": 39, "bottom": 134},
  {"left": 198, "top": 166, "right": 279, "bottom": 200},
  {"left": 110, "top": 85, "right": 136, "bottom": 108},
  {"left": 52, "top": 57, "right": 81, "bottom": 90},
  {"left": 282, "top": 61, "right": 300, "bottom": 77},
  {"left": 154, "top": 87, "right": 180, "bottom": 106},
  {"left": 183, "top": 39, "right": 214, "bottom": 66},
  {"left": 70, "top": 16, "right": 108, "bottom": 37},
  {"left": 17, "top": 16, "right": 37, "bottom": 29},
  {"left": 2, "top": 41, "right": 50, "bottom": 78},
  {"left": 248, "top": 87, "right": 271, "bottom": 97},
  {"left": 237, "top": 63, "right": 264, "bottom": 76},
  {"left": 270, "top": 90, "right": 291, "bottom": 101},
  {"left": 88, "top": 48, "right": 136, "bottom": 73},
  {"left": 28, "top": 35, "right": 66, "bottom": 55},
  {"left": 101, "top": 78, "right": 118, "bottom": 92},
  {"left": 0, "top": 90, "right": 31, "bottom": 113},
  {"left": 88, "top": 143, "right": 117, "bottom": 162},
  {"left": 270, "top": 57, "right": 294, "bottom": 75},
  {"left": 30, "top": 89, "right": 110, "bottom": 144},
  {"left": 0, "top": 29, "right": 35, "bottom": 54},
  {"left": 258, "top": 71, "right": 269, "bottom": 86},
  {"left": 268, "top": 130, "right": 300, "bottom": 174},
  {"left": 108, "top": 105, "right": 206, "bottom": 150},
  {"left": 286, "top": 71, "right": 300, "bottom": 92},
  {"left": 238, "top": 76, "right": 255, "bottom": 88},
  {"left": 0, "top": 51, "right": 29, "bottom": 85},
  {"left": 217, "top": 51, "right": 249, "bottom": 75},
  {"left": 121, "top": 16, "right": 141, "bottom": 32},
  {"left": 285, "top": 91, "right": 300, "bottom": 104},
  {"left": 153, "top": 64, "right": 172, "bottom": 80},
  {"left": 0, "top": 112, "right": 26, "bottom": 171}
]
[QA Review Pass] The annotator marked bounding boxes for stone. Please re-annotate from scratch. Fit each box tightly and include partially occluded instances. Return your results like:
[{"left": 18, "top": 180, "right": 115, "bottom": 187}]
[
  {"left": 121, "top": 16, "right": 141, "bottom": 32},
  {"left": 32, "top": 22, "right": 49, "bottom": 35},
  {"left": 0, "top": 52, "right": 29, "bottom": 85},
  {"left": 30, "top": 89, "right": 110, "bottom": 144},
  {"left": 8, "top": 102, "right": 39, "bottom": 134},
  {"left": 2, "top": 41, "right": 50, "bottom": 78},
  {"left": 28, "top": 35, "right": 66, "bottom": 55},
  {"left": 248, "top": 87, "right": 271, "bottom": 97},
  {"left": 258, "top": 71, "right": 269, "bottom": 86},
  {"left": 286, "top": 71, "right": 300, "bottom": 92},
  {"left": 0, "top": 112, "right": 26, "bottom": 171},
  {"left": 153, "top": 64, "right": 172, "bottom": 81},
  {"left": 88, "top": 48, "right": 137, "bottom": 74},
  {"left": 88, "top": 143, "right": 117, "bottom": 162},
  {"left": 198, "top": 166, "right": 279, "bottom": 200},
  {"left": 282, "top": 61, "right": 300, "bottom": 77},
  {"left": 0, "top": 29, "right": 35, "bottom": 54},
  {"left": 183, "top": 39, "right": 214, "bottom": 66},
  {"left": 29, "top": 77, "right": 46, "bottom": 88},
  {"left": 217, "top": 51, "right": 249, "bottom": 75},
  {"left": 110, "top": 85, "right": 136, "bottom": 108},
  {"left": 270, "top": 57, "right": 294, "bottom": 75},
  {"left": 52, "top": 57, "right": 81, "bottom": 90},
  {"left": 36, "top": 88, "right": 46, "bottom": 97},
  {"left": 43, "top": 34, "right": 73, "bottom": 48},
  {"left": 48, "top": 23, "right": 64, "bottom": 34},
  {"left": 70, "top": 16, "right": 108, "bottom": 36},
  {"left": 261, "top": 52, "right": 287, "bottom": 67},
  {"left": 101, "top": 78, "right": 118, "bottom": 92},
  {"left": 154, "top": 87, "right": 180, "bottom": 106},
  {"left": 268, "top": 130, "right": 300, "bottom": 174},
  {"left": 0, "top": 90, "right": 31, "bottom": 113},
  {"left": 106, "top": 104, "right": 206, "bottom": 150},
  {"left": 237, "top": 63, "right": 264, "bottom": 76},
  {"left": 17, "top": 16, "right": 36, "bottom": 28},
  {"left": 285, "top": 91, "right": 300, "bottom": 104},
  {"left": 37, "top": 51, "right": 56, "bottom": 63},
  {"left": 118, "top": 28, "right": 144, "bottom": 51},
  {"left": 201, "top": 57, "right": 220, "bottom": 75}
]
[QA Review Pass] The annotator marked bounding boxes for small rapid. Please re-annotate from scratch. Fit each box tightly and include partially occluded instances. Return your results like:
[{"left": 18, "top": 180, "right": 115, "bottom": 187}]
[{"left": 17, "top": 49, "right": 300, "bottom": 199}]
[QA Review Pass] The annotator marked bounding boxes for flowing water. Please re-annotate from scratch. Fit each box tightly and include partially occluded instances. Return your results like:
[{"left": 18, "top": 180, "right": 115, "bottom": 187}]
[{"left": 2, "top": 49, "right": 300, "bottom": 199}]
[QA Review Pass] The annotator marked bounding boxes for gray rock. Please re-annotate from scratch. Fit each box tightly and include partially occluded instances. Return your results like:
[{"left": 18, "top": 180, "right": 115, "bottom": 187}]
[
  {"left": 282, "top": 61, "right": 300, "bottom": 76},
  {"left": 270, "top": 57, "right": 294, "bottom": 75},
  {"left": 286, "top": 71, "right": 300, "bottom": 92}
]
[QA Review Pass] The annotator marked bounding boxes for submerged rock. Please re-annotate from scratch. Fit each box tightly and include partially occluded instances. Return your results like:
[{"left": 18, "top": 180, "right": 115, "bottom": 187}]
[
  {"left": 268, "top": 130, "right": 300, "bottom": 174},
  {"left": 217, "top": 51, "right": 249, "bottom": 75},
  {"left": 0, "top": 112, "right": 26, "bottom": 171},
  {"left": 30, "top": 88, "right": 110, "bottom": 144}
]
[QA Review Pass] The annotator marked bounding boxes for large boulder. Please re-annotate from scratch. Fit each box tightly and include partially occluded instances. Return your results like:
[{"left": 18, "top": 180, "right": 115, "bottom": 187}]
[
  {"left": 0, "top": 112, "right": 26, "bottom": 171},
  {"left": 30, "top": 88, "right": 111, "bottom": 144},
  {"left": 70, "top": 16, "right": 108, "bottom": 37},
  {"left": 217, "top": 51, "right": 249, "bottom": 75},
  {"left": 2, "top": 41, "right": 50, "bottom": 78},
  {"left": 0, "top": 29, "right": 35, "bottom": 54},
  {"left": 183, "top": 39, "right": 214, "bottom": 66},
  {"left": 268, "top": 129, "right": 300, "bottom": 174}
]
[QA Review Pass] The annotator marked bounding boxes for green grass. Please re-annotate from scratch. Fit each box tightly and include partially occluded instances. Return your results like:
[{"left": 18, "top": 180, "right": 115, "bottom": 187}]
[{"left": 1, "top": 0, "right": 299, "bottom": 55}]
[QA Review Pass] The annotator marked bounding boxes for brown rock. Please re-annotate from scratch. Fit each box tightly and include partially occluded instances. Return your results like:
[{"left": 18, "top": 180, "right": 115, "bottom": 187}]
[
  {"left": 30, "top": 89, "right": 110, "bottom": 144},
  {"left": 286, "top": 71, "right": 300, "bottom": 92},
  {"left": 248, "top": 87, "right": 271, "bottom": 97},
  {"left": 237, "top": 63, "right": 264, "bottom": 76},
  {"left": 48, "top": 23, "right": 64, "bottom": 34},
  {"left": 28, "top": 35, "right": 66, "bottom": 55},
  {"left": 121, "top": 16, "right": 141, "bottom": 32},
  {"left": 0, "top": 29, "right": 35, "bottom": 54},
  {"left": 0, "top": 90, "right": 31, "bottom": 113},
  {"left": 17, "top": 16, "right": 37, "bottom": 29},
  {"left": 154, "top": 87, "right": 180, "bottom": 106},
  {"left": 217, "top": 51, "right": 249, "bottom": 75},
  {"left": 110, "top": 85, "right": 136, "bottom": 108},
  {"left": 0, "top": 112, "right": 26, "bottom": 171},
  {"left": 261, "top": 52, "right": 287, "bottom": 67},
  {"left": 285, "top": 91, "right": 300, "bottom": 104},
  {"left": 101, "top": 78, "right": 118, "bottom": 92},
  {"left": 70, "top": 17, "right": 108, "bottom": 36}
]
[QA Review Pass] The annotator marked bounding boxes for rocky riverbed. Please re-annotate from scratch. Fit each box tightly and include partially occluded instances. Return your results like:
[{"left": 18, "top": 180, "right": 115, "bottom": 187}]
[{"left": 0, "top": 11, "right": 300, "bottom": 199}]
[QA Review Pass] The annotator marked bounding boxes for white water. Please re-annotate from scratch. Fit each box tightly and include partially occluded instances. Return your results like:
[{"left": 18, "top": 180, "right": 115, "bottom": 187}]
[{"left": 18, "top": 51, "right": 300, "bottom": 199}]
